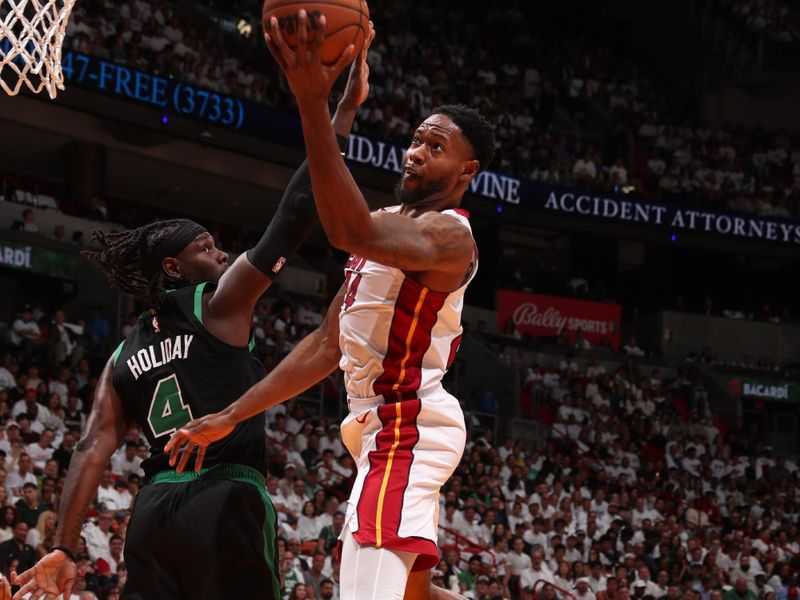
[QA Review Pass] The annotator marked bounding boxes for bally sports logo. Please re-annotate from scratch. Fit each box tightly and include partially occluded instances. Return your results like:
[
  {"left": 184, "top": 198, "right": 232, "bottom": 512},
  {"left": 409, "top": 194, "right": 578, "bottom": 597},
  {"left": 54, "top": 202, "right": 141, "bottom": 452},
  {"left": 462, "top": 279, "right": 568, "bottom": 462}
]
[
  {"left": 498, "top": 290, "right": 622, "bottom": 349},
  {"left": 512, "top": 303, "right": 614, "bottom": 335}
]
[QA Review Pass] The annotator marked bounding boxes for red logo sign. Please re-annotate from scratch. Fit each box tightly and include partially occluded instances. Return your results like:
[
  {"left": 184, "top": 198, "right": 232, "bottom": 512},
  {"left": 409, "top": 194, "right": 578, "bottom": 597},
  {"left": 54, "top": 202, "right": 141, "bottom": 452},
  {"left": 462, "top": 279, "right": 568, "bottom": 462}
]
[{"left": 497, "top": 290, "right": 622, "bottom": 349}]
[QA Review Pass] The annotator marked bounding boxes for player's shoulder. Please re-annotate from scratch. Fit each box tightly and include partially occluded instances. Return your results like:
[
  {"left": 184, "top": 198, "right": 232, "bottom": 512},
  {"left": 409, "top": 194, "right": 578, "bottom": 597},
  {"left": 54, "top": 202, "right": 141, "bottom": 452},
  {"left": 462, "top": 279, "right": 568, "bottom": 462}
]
[{"left": 419, "top": 209, "right": 473, "bottom": 240}]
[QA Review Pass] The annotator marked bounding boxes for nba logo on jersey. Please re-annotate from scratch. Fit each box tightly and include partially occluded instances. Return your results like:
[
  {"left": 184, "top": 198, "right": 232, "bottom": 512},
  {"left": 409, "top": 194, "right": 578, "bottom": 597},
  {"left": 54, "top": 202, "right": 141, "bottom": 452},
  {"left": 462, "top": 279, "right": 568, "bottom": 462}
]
[
  {"left": 272, "top": 257, "right": 287, "bottom": 273},
  {"left": 152, "top": 316, "right": 160, "bottom": 333}
]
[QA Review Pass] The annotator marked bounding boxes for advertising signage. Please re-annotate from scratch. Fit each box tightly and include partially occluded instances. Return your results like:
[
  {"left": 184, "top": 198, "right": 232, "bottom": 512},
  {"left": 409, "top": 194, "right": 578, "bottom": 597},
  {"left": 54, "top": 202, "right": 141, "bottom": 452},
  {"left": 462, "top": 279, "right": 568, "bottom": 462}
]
[
  {"left": 497, "top": 290, "right": 622, "bottom": 349},
  {"left": 54, "top": 51, "right": 800, "bottom": 247},
  {"left": 0, "top": 240, "right": 78, "bottom": 280},
  {"left": 728, "top": 377, "right": 800, "bottom": 403}
]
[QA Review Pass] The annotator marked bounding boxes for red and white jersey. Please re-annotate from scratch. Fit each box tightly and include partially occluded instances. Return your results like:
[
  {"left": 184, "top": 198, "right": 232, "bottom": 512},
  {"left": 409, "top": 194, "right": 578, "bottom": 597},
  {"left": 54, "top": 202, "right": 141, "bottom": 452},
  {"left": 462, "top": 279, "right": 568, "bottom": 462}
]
[{"left": 337, "top": 206, "right": 477, "bottom": 402}]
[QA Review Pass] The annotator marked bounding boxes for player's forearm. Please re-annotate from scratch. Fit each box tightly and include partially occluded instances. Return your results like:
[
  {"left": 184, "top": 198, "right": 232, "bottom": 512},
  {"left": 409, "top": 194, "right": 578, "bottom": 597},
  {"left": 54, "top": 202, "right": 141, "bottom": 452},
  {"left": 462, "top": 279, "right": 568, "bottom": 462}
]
[
  {"left": 241, "top": 109, "right": 352, "bottom": 282},
  {"left": 52, "top": 434, "right": 118, "bottom": 552},
  {"left": 299, "top": 101, "right": 374, "bottom": 251},
  {"left": 224, "top": 327, "right": 340, "bottom": 424},
  {"left": 331, "top": 100, "right": 358, "bottom": 140}
]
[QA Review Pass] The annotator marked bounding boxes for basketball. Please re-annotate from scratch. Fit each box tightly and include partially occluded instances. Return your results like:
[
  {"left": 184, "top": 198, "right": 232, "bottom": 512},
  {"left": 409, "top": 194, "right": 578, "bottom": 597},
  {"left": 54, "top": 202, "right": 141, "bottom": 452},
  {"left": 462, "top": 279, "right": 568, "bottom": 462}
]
[{"left": 262, "top": 0, "right": 370, "bottom": 66}]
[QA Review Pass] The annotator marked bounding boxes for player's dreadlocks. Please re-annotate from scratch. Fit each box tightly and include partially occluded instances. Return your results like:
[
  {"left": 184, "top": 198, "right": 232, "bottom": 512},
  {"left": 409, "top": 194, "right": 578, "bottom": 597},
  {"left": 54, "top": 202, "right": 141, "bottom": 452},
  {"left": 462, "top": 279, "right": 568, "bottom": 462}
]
[{"left": 82, "top": 219, "right": 200, "bottom": 310}]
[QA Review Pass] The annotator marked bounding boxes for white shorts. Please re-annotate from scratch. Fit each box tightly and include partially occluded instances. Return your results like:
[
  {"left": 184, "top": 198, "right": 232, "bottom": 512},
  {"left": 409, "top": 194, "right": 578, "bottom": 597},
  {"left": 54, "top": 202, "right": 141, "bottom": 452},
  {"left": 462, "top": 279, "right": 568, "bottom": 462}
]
[{"left": 339, "top": 388, "right": 466, "bottom": 572}]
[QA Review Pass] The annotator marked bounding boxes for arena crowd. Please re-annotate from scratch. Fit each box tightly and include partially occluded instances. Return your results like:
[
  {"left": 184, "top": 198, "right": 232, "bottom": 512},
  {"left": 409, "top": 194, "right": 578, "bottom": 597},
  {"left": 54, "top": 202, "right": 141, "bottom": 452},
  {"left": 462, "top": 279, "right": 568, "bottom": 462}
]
[
  {"left": 57, "top": 0, "right": 799, "bottom": 220},
  {"left": 0, "top": 282, "right": 797, "bottom": 600}
]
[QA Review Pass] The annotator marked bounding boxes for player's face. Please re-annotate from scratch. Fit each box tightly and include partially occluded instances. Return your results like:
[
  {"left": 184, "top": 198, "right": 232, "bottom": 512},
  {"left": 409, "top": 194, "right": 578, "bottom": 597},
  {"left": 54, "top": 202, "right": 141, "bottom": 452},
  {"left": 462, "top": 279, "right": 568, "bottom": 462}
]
[
  {"left": 174, "top": 233, "right": 229, "bottom": 283},
  {"left": 395, "top": 114, "right": 475, "bottom": 206}
]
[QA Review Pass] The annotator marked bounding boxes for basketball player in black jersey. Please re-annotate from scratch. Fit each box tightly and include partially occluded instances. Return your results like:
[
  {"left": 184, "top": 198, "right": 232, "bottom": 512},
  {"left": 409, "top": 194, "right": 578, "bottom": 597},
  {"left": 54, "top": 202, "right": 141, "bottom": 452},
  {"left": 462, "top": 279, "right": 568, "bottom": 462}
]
[{"left": 9, "top": 41, "right": 372, "bottom": 600}]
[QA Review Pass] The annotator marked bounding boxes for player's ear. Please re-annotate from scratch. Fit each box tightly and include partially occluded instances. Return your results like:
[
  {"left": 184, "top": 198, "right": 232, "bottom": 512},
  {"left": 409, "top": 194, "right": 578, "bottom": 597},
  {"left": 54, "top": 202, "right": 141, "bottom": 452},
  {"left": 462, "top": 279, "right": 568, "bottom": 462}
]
[
  {"left": 459, "top": 159, "right": 479, "bottom": 183},
  {"left": 161, "top": 257, "right": 181, "bottom": 279}
]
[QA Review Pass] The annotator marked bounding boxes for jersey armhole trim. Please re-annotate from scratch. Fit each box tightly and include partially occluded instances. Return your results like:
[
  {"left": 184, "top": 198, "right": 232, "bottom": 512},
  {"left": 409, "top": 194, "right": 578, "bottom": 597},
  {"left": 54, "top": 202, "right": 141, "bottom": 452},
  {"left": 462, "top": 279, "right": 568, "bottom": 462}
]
[
  {"left": 194, "top": 282, "right": 208, "bottom": 324},
  {"left": 111, "top": 340, "right": 125, "bottom": 366}
]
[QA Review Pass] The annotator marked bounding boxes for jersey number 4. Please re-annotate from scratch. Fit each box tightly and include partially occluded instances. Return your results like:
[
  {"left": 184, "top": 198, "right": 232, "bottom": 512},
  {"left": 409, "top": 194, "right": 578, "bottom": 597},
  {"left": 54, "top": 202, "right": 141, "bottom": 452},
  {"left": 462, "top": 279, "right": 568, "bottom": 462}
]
[
  {"left": 148, "top": 374, "right": 194, "bottom": 438},
  {"left": 343, "top": 273, "right": 362, "bottom": 311}
]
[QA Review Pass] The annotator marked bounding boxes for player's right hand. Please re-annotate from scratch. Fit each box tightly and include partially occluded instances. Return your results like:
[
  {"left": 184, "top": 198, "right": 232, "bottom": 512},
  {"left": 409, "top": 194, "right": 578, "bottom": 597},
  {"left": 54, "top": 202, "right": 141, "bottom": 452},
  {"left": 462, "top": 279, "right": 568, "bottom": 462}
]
[
  {"left": 165, "top": 412, "right": 236, "bottom": 472},
  {"left": 11, "top": 549, "right": 76, "bottom": 600}
]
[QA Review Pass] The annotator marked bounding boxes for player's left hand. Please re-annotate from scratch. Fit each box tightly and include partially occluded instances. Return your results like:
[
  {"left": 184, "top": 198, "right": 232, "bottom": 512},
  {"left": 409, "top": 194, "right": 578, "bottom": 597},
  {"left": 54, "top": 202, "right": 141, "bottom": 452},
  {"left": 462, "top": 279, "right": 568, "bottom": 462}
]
[
  {"left": 339, "top": 21, "right": 376, "bottom": 111},
  {"left": 265, "top": 9, "right": 358, "bottom": 108},
  {"left": 165, "top": 411, "right": 236, "bottom": 472},
  {"left": 11, "top": 549, "right": 76, "bottom": 600}
]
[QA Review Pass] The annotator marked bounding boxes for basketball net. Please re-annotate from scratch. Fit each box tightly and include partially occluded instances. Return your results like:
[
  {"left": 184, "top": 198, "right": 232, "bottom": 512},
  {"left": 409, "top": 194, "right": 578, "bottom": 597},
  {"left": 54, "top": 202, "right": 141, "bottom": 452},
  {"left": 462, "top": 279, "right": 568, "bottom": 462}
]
[{"left": 0, "top": 0, "right": 76, "bottom": 99}]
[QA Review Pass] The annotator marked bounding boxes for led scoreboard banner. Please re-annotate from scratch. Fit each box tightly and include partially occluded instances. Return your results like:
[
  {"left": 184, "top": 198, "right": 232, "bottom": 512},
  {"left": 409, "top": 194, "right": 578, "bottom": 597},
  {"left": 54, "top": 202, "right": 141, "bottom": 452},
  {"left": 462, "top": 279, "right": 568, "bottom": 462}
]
[
  {"left": 57, "top": 51, "right": 306, "bottom": 148},
  {"left": 61, "top": 51, "right": 246, "bottom": 128},
  {"left": 7, "top": 49, "right": 797, "bottom": 247}
]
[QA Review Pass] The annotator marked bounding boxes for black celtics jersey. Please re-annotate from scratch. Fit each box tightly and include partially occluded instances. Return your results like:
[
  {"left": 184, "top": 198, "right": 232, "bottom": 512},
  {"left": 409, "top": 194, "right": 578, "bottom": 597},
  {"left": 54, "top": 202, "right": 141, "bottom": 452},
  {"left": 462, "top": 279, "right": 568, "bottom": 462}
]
[{"left": 112, "top": 282, "right": 266, "bottom": 478}]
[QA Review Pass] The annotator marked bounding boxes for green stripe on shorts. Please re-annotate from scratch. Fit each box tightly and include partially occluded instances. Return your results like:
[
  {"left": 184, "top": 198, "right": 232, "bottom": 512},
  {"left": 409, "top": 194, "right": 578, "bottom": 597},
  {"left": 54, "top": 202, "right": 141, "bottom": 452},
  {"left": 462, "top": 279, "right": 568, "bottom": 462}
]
[{"left": 256, "top": 483, "right": 281, "bottom": 599}]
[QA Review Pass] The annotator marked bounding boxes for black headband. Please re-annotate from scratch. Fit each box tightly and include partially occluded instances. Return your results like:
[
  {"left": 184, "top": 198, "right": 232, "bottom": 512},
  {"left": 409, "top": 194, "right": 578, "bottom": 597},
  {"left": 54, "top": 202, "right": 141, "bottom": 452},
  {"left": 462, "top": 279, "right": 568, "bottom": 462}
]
[{"left": 145, "top": 220, "right": 208, "bottom": 277}]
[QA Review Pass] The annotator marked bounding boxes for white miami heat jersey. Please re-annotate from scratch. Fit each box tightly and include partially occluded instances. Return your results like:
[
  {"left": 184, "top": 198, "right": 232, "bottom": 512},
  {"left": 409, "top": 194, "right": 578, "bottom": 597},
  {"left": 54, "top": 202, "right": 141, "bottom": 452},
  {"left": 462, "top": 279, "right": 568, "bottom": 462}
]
[{"left": 337, "top": 206, "right": 477, "bottom": 402}]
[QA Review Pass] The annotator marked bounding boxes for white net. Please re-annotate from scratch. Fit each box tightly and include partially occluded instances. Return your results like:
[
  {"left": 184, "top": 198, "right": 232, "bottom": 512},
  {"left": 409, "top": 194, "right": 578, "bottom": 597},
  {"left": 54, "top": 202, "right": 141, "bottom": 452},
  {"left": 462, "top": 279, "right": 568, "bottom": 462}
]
[{"left": 0, "top": 0, "right": 76, "bottom": 99}]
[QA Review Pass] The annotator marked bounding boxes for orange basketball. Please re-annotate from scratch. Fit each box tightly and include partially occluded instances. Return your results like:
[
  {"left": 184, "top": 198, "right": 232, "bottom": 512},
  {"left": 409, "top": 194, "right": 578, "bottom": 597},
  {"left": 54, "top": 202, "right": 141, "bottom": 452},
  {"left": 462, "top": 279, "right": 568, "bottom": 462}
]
[{"left": 262, "top": 0, "right": 370, "bottom": 66}]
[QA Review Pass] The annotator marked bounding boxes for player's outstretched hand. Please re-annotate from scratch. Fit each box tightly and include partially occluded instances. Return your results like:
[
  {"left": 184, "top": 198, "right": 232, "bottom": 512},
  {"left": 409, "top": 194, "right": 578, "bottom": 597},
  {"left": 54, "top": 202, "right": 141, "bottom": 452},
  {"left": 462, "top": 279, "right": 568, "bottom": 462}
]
[
  {"left": 0, "top": 575, "right": 9, "bottom": 600},
  {"left": 265, "top": 9, "right": 356, "bottom": 107},
  {"left": 11, "top": 549, "right": 76, "bottom": 600},
  {"left": 165, "top": 412, "right": 236, "bottom": 472},
  {"left": 339, "top": 22, "right": 375, "bottom": 111}
]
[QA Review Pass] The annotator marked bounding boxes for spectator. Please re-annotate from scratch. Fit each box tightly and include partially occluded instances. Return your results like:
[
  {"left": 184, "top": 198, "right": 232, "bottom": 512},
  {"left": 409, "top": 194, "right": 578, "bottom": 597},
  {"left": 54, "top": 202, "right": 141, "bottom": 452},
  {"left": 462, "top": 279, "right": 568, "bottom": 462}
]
[
  {"left": 15, "top": 483, "right": 49, "bottom": 530},
  {"left": 82, "top": 511, "right": 114, "bottom": 564},
  {"left": 725, "top": 578, "right": 757, "bottom": 600},
  {"left": 10, "top": 209, "right": 39, "bottom": 234},
  {"left": 6, "top": 453, "right": 36, "bottom": 498},
  {"left": 0, "top": 521, "right": 35, "bottom": 572},
  {"left": 622, "top": 336, "right": 645, "bottom": 357},
  {"left": 25, "top": 429, "right": 55, "bottom": 471},
  {"left": 85, "top": 306, "right": 111, "bottom": 353},
  {"left": 10, "top": 306, "right": 41, "bottom": 360},
  {"left": 26, "top": 510, "right": 56, "bottom": 558},
  {"left": 111, "top": 442, "right": 143, "bottom": 479}
]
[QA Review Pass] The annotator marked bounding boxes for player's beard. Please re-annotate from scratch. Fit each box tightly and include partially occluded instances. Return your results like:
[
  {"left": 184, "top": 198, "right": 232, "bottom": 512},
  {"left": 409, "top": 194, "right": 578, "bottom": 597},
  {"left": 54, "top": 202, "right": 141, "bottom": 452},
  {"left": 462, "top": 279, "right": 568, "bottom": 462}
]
[{"left": 394, "top": 174, "right": 450, "bottom": 205}]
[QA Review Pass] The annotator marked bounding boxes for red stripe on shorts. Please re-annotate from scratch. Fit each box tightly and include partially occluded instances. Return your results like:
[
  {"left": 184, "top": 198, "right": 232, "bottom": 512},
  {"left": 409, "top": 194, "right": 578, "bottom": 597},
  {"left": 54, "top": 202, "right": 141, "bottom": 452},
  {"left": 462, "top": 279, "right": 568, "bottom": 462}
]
[{"left": 354, "top": 398, "right": 421, "bottom": 549}]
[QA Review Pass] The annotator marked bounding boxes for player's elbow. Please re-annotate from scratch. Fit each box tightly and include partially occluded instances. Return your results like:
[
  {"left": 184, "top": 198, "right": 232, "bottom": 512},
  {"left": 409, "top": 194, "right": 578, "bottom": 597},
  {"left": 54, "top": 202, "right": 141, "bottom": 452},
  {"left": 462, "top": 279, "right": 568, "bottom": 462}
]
[
  {"left": 326, "top": 218, "right": 375, "bottom": 255},
  {"left": 326, "top": 229, "right": 366, "bottom": 255},
  {"left": 319, "top": 331, "right": 342, "bottom": 370}
]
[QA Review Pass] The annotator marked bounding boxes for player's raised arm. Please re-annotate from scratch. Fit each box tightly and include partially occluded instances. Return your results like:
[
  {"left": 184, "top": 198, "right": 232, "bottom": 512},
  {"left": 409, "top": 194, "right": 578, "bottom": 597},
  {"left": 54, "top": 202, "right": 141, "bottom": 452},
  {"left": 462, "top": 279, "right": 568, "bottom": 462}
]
[
  {"left": 12, "top": 359, "right": 131, "bottom": 599},
  {"left": 265, "top": 15, "right": 481, "bottom": 277},
  {"left": 197, "top": 39, "right": 372, "bottom": 346},
  {"left": 165, "top": 284, "right": 346, "bottom": 472}
]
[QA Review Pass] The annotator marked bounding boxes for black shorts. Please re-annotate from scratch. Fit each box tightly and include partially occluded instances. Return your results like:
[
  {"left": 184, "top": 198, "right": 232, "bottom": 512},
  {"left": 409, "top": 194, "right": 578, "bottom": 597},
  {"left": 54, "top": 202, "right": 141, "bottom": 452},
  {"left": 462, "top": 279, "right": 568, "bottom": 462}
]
[{"left": 121, "top": 464, "right": 279, "bottom": 600}]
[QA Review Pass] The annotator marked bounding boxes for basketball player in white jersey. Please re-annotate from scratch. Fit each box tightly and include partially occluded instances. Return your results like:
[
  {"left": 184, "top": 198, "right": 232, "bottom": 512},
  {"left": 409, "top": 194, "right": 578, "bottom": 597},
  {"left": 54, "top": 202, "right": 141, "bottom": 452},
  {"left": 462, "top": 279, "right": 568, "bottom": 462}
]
[{"left": 166, "top": 14, "right": 494, "bottom": 600}]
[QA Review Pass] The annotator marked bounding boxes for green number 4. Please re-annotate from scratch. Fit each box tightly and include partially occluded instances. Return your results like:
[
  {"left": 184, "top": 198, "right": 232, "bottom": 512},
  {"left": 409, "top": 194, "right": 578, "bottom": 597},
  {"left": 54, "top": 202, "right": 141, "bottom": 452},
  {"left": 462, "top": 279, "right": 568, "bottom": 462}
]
[{"left": 148, "top": 374, "right": 194, "bottom": 438}]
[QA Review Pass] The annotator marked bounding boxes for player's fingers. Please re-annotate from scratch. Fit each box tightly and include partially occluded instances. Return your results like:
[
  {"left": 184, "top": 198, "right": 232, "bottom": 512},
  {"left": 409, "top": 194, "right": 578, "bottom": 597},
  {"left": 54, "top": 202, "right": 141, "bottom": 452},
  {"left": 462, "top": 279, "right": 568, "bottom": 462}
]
[
  {"left": 28, "top": 588, "right": 46, "bottom": 600},
  {"left": 12, "top": 579, "right": 39, "bottom": 600},
  {"left": 264, "top": 33, "right": 289, "bottom": 71},
  {"left": 64, "top": 576, "right": 74, "bottom": 599},
  {"left": 10, "top": 568, "right": 30, "bottom": 586},
  {"left": 0, "top": 576, "right": 10, "bottom": 600},
  {"left": 310, "top": 14, "right": 325, "bottom": 63},
  {"left": 176, "top": 442, "right": 195, "bottom": 473},
  {"left": 269, "top": 17, "right": 295, "bottom": 64},
  {"left": 296, "top": 10, "right": 309, "bottom": 63},
  {"left": 166, "top": 431, "right": 187, "bottom": 466},
  {"left": 194, "top": 444, "right": 207, "bottom": 473},
  {"left": 330, "top": 45, "right": 356, "bottom": 76},
  {"left": 364, "top": 21, "right": 376, "bottom": 54}
]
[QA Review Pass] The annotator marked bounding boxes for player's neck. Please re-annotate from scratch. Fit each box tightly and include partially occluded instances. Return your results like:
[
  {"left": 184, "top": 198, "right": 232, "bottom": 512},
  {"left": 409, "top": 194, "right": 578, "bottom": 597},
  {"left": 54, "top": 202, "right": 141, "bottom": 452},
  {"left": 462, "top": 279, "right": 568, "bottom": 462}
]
[{"left": 399, "top": 196, "right": 462, "bottom": 218}]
